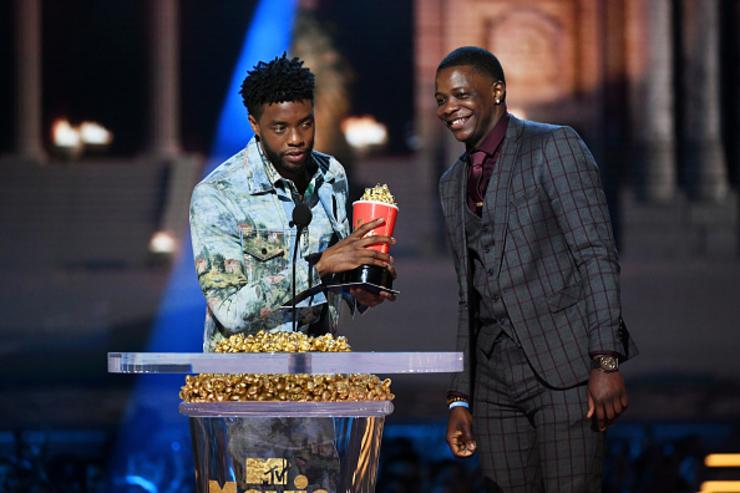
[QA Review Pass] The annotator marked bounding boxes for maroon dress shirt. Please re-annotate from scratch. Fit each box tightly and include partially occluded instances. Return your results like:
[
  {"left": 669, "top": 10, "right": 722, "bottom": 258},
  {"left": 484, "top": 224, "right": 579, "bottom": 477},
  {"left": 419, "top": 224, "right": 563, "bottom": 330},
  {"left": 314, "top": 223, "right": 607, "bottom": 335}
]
[{"left": 467, "top": 112, "right": 510, "bottom": 215}]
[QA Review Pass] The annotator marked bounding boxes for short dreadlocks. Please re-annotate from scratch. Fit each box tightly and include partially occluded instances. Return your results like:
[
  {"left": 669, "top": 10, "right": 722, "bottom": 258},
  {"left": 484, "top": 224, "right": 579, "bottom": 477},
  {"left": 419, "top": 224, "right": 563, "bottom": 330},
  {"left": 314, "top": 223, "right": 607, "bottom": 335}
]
[{"left": 239, "top": 53, "right": 315, "bottom": 119}]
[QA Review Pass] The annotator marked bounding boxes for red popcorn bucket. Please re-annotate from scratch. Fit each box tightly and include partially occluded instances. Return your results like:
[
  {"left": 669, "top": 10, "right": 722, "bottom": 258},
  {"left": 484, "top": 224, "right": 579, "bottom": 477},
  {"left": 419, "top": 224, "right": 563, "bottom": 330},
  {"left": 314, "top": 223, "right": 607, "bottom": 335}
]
[
  {"left": 352, "top": 200, "right": 398, "bottom": 254},
  {"left": 345, "top": 200, "right": 398, "bottom": 291}
]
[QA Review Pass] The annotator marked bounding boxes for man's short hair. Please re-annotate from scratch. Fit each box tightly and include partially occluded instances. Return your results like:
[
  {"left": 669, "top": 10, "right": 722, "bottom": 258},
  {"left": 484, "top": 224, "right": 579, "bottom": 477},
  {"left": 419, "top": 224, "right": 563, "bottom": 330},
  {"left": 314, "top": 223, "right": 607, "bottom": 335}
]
[
  {"left": 437, "top": 46, "right": 506, "bottom": 84},
  {"left": 239, "top": 53, "right": 315, "bottom": 118}
]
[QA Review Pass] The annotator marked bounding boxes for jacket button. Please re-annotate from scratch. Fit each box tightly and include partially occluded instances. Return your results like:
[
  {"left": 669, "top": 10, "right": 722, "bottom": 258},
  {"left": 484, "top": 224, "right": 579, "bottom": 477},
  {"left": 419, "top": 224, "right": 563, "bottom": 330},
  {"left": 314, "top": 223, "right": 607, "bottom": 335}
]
[
  {"left": 487, "top": 268, "right": 495, "bottom": 276},
  {"left": 492, "top": 294, "right": 500, "bottom": 301}
]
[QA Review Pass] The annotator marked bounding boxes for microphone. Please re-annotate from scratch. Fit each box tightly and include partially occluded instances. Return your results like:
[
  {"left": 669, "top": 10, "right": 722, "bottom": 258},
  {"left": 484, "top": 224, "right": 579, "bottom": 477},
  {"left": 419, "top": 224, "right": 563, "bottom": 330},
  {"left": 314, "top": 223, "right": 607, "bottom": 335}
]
[
  {"left": 291, "top": 202, "right": 312, "bottom": 229},
  {"left": 291, "top": 202, "right": 312, "bottom": 331}
]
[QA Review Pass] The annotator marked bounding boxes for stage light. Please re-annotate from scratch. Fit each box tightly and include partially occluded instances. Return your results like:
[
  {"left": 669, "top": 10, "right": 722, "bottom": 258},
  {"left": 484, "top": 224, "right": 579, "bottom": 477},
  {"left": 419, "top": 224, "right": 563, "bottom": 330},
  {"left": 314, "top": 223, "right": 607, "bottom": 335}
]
[
  {"left": 52, "top": 118, "right": 82, "bottom": 150},
  {"left": 79, "top": 121, "right": 113, "bottom": 146},
  {"left": 148, "top": 230, "right": 178, "bottom": 255},
  {"left": 706, "top": 454, "right": 740, "bottom": 467},
  {"left": 341, "top": 115, "right": 388, "bottom": 150},
  {"left": 124, "top": 475, "right": 158, "bottom": 493},
  {"left": 52, "top": 118, "right": 113, "bottom": 158},
  {"left": 699, "top": 480, "right": 740, "bottom": 491}
]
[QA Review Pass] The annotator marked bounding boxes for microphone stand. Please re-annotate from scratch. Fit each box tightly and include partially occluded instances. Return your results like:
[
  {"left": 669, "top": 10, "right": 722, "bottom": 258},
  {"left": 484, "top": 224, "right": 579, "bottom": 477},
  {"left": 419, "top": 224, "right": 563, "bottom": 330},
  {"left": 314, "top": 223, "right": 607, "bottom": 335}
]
[
  {"left": 291, "top": 203, "right": 312, "bottom": 332},
  {"left": 291, "top": 230, "right": 302, "bottom": 332}
]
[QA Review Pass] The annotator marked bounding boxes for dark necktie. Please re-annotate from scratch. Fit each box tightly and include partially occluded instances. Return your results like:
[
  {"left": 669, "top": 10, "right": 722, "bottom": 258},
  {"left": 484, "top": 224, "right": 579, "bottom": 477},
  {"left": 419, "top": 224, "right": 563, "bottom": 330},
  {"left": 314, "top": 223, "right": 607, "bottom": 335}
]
[{"left": 469, "top": 150, "right": 487, "bottom": 212}]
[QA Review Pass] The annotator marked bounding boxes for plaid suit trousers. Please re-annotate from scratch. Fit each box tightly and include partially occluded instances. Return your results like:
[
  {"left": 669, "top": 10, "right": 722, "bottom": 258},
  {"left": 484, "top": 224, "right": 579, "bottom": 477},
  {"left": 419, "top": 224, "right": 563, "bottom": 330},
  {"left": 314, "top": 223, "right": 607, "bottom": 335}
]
[{"left": 474, "top": 331, "right": 603, "bottom": 493}]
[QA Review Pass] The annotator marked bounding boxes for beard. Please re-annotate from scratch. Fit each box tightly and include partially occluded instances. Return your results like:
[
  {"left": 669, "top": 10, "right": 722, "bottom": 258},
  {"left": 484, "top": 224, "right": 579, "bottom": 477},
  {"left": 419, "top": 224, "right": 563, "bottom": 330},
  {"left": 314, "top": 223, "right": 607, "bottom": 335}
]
[
  {"left": 258, "top": 136, "right": 311, "bottom": 175},
  {"left": 258, "top": 137, "right": 282, "bottom": 167}
]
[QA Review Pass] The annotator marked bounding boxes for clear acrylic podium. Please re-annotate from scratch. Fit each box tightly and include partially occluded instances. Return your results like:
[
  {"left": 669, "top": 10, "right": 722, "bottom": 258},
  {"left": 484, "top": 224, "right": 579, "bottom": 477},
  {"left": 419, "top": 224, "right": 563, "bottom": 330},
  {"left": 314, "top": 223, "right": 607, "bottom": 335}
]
[{"left": 109, "top": 352, "right": 462, "bottom": 493}]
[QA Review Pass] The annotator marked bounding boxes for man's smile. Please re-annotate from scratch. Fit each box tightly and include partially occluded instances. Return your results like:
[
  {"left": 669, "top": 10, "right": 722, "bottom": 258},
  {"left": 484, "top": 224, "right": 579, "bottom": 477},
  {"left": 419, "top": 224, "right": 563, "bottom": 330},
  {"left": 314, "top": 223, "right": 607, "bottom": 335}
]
[{"left": 448, "top": 115, "right": 471, "bottom": 130}]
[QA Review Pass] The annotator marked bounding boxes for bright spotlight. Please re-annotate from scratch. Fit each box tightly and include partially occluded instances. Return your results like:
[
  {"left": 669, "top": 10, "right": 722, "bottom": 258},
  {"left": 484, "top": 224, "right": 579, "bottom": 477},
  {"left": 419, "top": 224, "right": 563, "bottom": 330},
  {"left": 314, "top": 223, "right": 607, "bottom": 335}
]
[
  {"left": 52, "top": 118, "right": 113, "bottom": 159},
  {"left": 341, "top": 115, "right": 388, "bottom": 150},
  {"left": 52, "top": 118, "right": 82, "bottom": 149},
  {"left": 79, "top": 121, "right": 113, "bottom": 146},
  {"left": 149, "top": 230, "right": 178, "bottom": 255}
]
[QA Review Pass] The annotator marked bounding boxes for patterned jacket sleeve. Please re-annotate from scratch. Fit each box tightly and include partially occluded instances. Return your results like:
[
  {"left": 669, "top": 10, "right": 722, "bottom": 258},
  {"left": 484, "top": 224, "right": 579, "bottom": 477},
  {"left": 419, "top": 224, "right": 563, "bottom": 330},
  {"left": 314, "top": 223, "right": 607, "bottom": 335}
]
[
  {"left": 189, "top": 182, "right": 319, "bottom": 334},
  {"left": 541, "top": 126, "right": 624, "bottom": 356}
]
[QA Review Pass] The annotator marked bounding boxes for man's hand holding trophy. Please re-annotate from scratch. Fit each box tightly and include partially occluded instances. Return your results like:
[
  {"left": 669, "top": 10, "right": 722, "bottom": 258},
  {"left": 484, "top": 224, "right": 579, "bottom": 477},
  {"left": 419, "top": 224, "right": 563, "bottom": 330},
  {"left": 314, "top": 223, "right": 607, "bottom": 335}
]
[{"left": 308, "top": 183, "right": 399, "bottom": 307}]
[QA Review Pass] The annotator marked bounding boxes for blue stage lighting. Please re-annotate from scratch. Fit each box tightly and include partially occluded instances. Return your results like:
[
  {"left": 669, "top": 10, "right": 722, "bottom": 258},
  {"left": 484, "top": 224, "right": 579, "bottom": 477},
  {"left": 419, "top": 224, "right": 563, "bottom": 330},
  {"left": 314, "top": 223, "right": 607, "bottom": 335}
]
[
  {"left": 124, "top": 475, "right": 158, "bottom": 493},
  {"left": 109, "top": 1, "right": 298, "bottom": 489}
]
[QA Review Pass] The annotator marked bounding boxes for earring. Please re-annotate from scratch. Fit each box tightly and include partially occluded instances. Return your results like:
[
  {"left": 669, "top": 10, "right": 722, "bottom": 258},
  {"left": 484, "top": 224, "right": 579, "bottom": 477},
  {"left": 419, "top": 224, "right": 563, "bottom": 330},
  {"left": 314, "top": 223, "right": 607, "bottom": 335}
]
[{"left": 495, "top": 99, "right": 501, "bottom": 104}]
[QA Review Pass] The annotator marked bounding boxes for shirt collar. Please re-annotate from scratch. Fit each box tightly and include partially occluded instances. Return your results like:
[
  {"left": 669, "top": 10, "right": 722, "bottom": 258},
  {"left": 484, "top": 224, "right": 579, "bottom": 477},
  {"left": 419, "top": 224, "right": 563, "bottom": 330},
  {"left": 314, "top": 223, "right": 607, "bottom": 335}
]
[
  {"left": 244, "top": 136, "right": 328, "bottom": 195},
  {"left": 471, "top": 111, "right": 510, "bottom": 157}
]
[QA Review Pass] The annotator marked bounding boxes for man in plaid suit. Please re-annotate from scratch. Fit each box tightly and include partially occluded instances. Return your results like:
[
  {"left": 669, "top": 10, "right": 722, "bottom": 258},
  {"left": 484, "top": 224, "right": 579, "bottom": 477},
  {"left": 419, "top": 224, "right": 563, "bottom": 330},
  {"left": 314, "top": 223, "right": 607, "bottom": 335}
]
[{"left": 435, "top": 47, "right": 638, "bottom": 492}]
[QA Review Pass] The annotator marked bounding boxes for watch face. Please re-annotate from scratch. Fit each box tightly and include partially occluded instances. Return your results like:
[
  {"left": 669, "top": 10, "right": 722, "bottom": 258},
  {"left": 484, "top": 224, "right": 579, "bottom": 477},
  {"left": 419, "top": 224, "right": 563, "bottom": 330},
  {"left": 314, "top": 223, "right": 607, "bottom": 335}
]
[{"left": 600, "top": 356, "right": 618, "bottom": 371}]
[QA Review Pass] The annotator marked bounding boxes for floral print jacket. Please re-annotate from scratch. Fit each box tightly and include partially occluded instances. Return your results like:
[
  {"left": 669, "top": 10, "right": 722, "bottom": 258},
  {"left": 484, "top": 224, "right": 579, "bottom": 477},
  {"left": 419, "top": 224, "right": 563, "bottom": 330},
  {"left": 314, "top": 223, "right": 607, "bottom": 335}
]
[{"left": 190, "top": 137, "right": 352, "bottom": 351}]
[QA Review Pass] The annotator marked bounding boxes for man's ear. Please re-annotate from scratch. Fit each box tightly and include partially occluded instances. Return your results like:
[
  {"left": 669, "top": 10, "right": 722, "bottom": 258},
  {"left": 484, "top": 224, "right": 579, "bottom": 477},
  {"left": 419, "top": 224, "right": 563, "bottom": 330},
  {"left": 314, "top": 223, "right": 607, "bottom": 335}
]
[
  {"left": 248, "top": 114, "right": 260, "bottom": 137},
  {"left": 493, "top": 81, "right": 506, "bottom": 104}
]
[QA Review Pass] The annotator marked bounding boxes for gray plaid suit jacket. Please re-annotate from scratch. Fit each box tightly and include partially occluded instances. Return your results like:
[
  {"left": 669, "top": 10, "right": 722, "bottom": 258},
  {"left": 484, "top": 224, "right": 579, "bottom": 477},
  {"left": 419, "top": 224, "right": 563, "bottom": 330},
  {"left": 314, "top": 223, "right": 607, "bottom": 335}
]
[{"left": 440, "top": 116, "right": 637, "bottom": 399}]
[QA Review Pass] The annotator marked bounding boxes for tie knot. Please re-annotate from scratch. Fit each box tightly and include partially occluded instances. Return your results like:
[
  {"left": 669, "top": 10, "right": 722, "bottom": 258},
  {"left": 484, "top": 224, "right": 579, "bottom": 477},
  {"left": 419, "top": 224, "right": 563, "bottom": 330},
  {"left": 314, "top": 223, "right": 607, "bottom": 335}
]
[{"left": 470, "top": 151, "right": 486, "bottom": 168}]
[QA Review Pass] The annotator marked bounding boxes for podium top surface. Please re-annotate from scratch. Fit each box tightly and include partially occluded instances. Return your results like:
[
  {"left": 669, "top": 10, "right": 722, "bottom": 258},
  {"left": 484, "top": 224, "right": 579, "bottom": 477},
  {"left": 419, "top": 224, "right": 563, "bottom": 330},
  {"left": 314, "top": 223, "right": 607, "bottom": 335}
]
[
  {"left": 108, "top": 351, "right": 463, "bottom": 375},
  {"left": 179, "top": 400, "right": 395, "bottom": 417}
]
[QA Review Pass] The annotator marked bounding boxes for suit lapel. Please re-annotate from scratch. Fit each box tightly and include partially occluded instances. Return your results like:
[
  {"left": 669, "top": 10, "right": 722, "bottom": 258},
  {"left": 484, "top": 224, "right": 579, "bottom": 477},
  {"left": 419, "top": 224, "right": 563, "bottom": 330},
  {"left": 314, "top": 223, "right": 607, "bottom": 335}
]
[{"left": 482, "top": 116, "right": 525, "bottom": 280}]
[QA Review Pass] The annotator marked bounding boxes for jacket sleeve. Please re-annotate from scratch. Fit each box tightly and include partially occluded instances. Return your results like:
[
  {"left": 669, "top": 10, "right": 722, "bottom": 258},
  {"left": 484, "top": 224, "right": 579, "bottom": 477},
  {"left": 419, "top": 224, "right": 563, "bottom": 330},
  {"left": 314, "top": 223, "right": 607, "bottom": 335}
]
[
  {"left": 189, "top": 183, "right": 320, "bottom": 334},
  {"left": 439, "top": 177, "right": 473, "bottom": 399},
  {"left": 541, "top": 126, "right": 626, "bottom": 357}
]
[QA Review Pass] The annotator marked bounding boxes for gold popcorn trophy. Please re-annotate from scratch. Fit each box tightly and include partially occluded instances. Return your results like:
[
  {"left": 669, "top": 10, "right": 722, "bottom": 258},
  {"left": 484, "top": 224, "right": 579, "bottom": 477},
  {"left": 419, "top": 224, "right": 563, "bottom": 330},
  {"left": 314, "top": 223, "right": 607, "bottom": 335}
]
[
  {"left": 344, "top": 184, "right": 399, "bottom": 293},
  {"left": 278, "top": 184, "right": 399, "bottom": 309}
]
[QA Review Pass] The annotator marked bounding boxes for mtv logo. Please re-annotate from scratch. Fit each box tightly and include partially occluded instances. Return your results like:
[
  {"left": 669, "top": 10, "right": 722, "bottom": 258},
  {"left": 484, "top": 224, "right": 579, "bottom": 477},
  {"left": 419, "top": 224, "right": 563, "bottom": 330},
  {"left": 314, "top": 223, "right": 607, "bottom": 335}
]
[{"left": 246, "top": 457, "right": 289, "bottom": 485}]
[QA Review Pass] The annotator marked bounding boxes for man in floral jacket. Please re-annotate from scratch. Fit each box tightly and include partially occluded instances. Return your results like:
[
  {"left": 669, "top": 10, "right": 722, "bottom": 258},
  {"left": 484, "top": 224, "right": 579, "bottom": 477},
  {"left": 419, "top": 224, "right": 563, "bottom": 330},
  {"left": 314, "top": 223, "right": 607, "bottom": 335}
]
[{"left": 190, "top": 54, "right": 395, "bottom": 351}]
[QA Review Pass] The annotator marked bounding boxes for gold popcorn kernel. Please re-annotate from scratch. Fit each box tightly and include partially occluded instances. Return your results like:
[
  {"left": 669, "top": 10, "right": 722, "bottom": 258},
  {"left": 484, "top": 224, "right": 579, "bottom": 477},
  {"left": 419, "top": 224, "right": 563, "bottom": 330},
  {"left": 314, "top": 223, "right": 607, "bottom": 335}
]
[{"left": 360, "top": 183, "right": 397, "bottom": 205}]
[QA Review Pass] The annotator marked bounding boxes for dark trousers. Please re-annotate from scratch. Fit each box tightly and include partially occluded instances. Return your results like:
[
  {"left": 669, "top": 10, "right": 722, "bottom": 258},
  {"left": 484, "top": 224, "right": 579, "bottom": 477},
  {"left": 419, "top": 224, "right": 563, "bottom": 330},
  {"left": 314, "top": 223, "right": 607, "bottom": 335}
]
[{"left": 473, "top": 332, "right": 603, "bottom": 493}]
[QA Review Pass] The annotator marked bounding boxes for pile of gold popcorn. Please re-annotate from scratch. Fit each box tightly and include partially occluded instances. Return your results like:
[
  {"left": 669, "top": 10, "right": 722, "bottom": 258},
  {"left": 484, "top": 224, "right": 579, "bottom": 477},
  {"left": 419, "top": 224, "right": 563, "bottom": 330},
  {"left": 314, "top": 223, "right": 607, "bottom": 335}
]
[
  {"left": 180, "top": 331, "right": 394, "bottom": 403},
  {"left": 213, "top": 331, "right": 352, "bottom": 353},
  {"left": 359, "top": 183, "right": 397, "bottom": 206}
]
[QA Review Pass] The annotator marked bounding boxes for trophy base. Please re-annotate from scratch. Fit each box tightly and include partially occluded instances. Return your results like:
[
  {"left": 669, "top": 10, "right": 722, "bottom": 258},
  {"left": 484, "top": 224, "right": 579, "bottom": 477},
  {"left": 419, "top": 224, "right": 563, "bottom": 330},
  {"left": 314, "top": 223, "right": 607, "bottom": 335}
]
[
  {"left": 329, "top": 265, "right": 399, "bottom": 294},
  {"left": 280, "top": 265, "right": 398, "bottom": 308},
  {"left": 347, "top": 264, "right": 393, "bottom": 290}
]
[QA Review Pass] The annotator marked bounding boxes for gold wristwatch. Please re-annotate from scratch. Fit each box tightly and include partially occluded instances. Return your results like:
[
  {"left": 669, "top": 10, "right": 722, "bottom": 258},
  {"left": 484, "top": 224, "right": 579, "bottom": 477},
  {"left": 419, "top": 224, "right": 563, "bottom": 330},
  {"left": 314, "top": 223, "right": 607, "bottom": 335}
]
[{"left": 591, "top": 354, "right": 619, "bottom": 372}]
